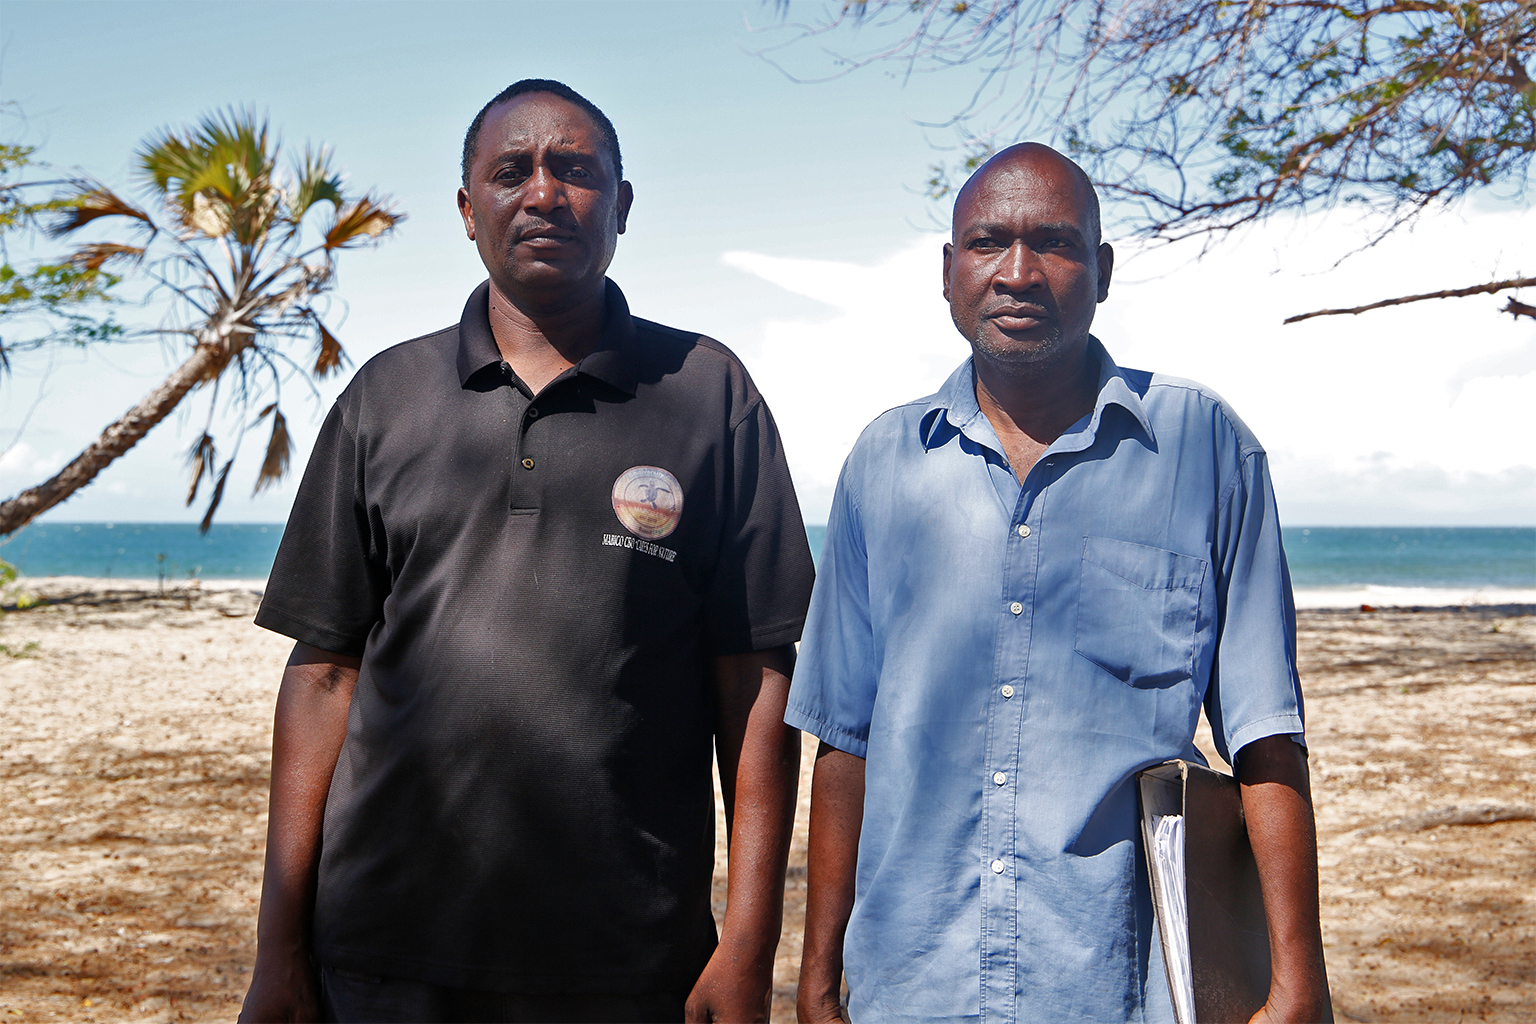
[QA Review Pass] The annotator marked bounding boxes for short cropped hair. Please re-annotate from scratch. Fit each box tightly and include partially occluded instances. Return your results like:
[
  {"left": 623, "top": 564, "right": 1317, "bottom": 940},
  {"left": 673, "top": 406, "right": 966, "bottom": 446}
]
[{"left": 461, "top": 79, "right": 623, "bottom": 186}]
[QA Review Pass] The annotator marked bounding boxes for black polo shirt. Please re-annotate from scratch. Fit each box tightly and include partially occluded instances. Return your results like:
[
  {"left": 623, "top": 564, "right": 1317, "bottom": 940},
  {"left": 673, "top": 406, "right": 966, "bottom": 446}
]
[{"left": 255, "top": 280, "right": 814, "bottom": 994}]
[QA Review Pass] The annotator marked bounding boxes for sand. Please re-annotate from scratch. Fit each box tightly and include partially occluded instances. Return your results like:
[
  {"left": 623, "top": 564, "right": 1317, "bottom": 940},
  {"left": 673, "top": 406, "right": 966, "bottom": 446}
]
[{"left": 1, "top": 577, "right": 1532, "bottom": 1022}]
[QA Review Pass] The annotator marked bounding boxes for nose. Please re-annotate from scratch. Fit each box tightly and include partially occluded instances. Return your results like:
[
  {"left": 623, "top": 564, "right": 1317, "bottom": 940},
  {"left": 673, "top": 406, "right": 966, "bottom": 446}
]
[
  {"left": 995, "top": 241, "right": 1042, "bottom": 293},
  {"left": 524, "top": 161, "right": 567, "bottom": 214}
]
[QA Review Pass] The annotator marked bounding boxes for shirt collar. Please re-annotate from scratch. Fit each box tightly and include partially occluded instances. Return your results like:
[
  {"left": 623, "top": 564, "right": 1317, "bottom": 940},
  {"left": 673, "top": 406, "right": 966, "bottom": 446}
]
[
  {"left": 919, "top": 336, "right": 1156, "bottom": 453},
  {"left": 456, "top": 278, "right": 641, "bottom": 395}
]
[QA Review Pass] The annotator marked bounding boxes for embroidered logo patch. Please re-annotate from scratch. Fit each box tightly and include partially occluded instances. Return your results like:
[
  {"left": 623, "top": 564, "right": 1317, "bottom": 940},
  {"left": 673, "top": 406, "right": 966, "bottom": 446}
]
[{"left": 611, "top": 465, "right": 683, "bottom": 540}]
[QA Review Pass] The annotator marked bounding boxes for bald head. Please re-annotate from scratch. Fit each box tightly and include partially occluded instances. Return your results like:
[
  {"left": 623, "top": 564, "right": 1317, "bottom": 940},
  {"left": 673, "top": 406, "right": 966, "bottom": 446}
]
[
  {"left": 941, "top": 141, "right": 1114, "bottom": 372},
  {"left": 953, "top": 143, "right": 1101, "bottom": 247}
]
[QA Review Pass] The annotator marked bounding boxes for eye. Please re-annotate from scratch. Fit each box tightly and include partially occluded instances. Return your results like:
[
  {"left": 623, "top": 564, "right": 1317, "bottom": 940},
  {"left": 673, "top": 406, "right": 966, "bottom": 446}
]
[{"left": 967, "top": 237, "right": 1003, "bottom": 251}]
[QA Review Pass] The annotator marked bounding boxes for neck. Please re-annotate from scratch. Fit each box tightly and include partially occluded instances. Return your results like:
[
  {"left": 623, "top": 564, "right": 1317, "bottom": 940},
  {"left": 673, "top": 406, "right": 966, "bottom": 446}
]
[
  {"left": 972, "top": 341, "right": 1099, "bottom": 478},
  {"left": 486, "top": 278, "right": 608, "bottom": 394}
]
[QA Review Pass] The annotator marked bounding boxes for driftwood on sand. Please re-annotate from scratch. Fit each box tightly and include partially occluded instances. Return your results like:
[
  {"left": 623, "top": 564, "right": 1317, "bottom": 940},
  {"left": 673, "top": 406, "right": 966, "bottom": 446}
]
[{"left": 1358, "top": 804, "right": 1536, "bottom": 836}]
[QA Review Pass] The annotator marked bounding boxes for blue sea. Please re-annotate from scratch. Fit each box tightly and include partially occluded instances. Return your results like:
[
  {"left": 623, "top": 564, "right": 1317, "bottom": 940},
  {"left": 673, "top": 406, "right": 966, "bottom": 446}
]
[{"left": 3, "top": 522, "right": 1533, "bottom": 594}]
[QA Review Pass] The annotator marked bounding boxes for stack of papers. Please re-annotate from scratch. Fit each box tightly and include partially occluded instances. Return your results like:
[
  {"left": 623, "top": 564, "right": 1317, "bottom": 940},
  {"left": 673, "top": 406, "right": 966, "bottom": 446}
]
[{"left": 1151, "top": 813, "right": 1196, "bottom": 1024}]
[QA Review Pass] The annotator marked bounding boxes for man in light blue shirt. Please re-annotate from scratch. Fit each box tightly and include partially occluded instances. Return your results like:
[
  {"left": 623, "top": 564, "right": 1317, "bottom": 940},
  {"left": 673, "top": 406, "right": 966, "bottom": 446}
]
[{"left": 788, "top": 144, "right": 1331, "bottom": 1024}]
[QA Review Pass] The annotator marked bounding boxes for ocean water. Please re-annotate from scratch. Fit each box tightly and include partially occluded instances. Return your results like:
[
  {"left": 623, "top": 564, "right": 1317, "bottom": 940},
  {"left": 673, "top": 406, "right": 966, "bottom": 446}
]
[
  {"left": 4, "top": 522, "right": 1532, "bottom": 594},
  {"left": 1, "top": 522, "right": 283, "bottom": 581},
  {"left": 804, "top": 525, "right": 1535, "bottom": 590}
]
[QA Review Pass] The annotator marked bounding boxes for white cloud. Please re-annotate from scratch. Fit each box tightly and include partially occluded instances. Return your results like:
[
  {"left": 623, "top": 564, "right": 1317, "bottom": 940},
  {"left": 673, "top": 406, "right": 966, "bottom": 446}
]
[
  {"left": 0, "top": 442, "right": 65, "bottom": 481},
  {"left": 724, "top": 237, "right": 964, "bottom": 521},
  {"left": 726, "top": 204, "right": 1536, "bottom": 525}
]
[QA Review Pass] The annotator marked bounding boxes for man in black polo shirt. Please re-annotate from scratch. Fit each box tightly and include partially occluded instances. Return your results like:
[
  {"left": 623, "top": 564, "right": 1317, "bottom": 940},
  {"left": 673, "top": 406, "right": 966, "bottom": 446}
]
[{"left": 238, "top": 80, "right": 814, "bottom": 1024}]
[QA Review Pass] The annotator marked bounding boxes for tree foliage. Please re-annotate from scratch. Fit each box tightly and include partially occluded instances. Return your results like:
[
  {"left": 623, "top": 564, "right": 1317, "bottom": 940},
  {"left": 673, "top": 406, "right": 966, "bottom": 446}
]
[
  {"left": 0, "top": 110, "right": 402, "bottom": 537},
  {"left": 765, "top": 0, "right": 1536, "bottom": 318},
  {"left": 0, "top": 138, "right": 122, "bottom": 373}
]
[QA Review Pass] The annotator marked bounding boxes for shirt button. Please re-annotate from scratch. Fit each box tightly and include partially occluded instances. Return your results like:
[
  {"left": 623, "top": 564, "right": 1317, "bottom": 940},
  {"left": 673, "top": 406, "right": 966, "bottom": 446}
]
[
  {"left": 526, "top": 407, "right": 539, "bottom": 418},
  {"left": 1001, "top": 684, "right": 1015, "bottom": 699},
  {"left": 993, "top": 771, "right": 1007, "bottom": 786},
  {"left": 1009, "top": 601, "right": 1023, "bottom": 615},
  {"left": 1016, "top": 524, "right": 1031, "bottom": 538},
  {"left": 521, "top": 457, "right": 535, "bottom": 470},
  {"left": 991, "top": 859, "right": 1005, "bottom": 874}
]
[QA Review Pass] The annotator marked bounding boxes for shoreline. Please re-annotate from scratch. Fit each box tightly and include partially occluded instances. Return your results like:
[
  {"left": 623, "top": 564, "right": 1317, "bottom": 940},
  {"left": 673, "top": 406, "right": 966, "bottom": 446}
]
[{"left": 14, "top": 575, "right": 1536, "bottom": 611}]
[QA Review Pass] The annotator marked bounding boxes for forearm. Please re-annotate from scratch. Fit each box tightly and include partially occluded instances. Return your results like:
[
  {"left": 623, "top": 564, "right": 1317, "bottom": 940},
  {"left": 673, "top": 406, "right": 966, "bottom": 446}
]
[
  {"left": 713, "top": 645, "right": 801, "bottom": 954},
  {"left": 253, "top": 643, "right": 360, "bottom": 957},
  {"left": 1237, "top": 734, "right": 1332, "bottom": 1024},
  {"left": 798, "top": 742, "right": 864, "bottom": 1023}
]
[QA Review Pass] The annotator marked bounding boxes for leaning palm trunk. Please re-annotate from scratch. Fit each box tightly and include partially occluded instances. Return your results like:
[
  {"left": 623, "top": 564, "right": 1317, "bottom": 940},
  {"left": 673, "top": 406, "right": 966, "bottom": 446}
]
[{"left": 0, "top": 343, "right": 224, "bottom": 535}]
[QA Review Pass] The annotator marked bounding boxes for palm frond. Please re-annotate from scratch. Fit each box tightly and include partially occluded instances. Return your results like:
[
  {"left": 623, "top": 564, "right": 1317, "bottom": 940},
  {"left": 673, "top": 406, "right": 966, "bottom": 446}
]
[
  {"left": 47, "top": 187, "right": 153, "bottom": 236},
  {"left": 198, "top": 457, "right": 233, "bottom": 534},
  {"left": 324, "top": 195, "right": 402, "bottom": 249},
  {"left": 185, "top": 432, "right": 216, "bottom": 506},
  {"left": 68, "top": 243, "right": 146, "bottom": 272},
  {"left": 253, "top": 402, "right": 291, "bottom": 493},
  {"left": 139, "top": 109, "right": 278, "bottom": 243},
  {"left": 288, "top": 146, "right": 344, "bottom": 222},
  {"left": 311, "top": 317, "right": 347, "bottom": 378}
]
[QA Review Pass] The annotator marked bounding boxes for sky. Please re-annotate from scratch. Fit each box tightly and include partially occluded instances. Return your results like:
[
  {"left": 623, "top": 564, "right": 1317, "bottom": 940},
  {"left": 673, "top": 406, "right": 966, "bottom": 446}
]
[{"left": 1, "top": 0, "right": 1532, "bottom": 528}]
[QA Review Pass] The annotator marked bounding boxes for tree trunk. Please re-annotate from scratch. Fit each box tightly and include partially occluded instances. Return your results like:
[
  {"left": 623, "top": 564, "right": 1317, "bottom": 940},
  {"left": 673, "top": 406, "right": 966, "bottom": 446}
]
[{"left": 0, "top": 344, "right": 223, "bottom": 536}]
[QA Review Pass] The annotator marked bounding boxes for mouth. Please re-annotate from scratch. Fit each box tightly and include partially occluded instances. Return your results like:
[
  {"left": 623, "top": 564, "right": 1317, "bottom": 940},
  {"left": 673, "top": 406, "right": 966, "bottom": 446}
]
[
  {"left": 986, "top": 304, "right": 1051, "bottom": 332},
  {"left": 515, "top": 226, "right": 578, "bottom": 248}
]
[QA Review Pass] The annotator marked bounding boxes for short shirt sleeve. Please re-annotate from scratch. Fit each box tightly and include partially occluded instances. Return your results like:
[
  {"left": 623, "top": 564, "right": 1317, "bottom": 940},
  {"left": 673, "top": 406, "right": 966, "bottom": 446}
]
[
  {"left": 1204, "top": 449, "right": 1306, "bottom": 765},
  {"left": 254, "top": 401, "right": 389, "bottom": 656},
  {"left": 784, "top": 455, "right": 876, "bottom": 757},
  {"left": 702, "top": 397, "right": 815, "bottom": 654}
]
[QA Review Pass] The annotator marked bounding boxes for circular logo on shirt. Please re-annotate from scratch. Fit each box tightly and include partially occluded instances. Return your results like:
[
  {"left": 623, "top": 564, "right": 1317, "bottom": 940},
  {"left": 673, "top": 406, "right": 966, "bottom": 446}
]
[{"left": 611, "top": 466, "right": 683, "bottom": 540}]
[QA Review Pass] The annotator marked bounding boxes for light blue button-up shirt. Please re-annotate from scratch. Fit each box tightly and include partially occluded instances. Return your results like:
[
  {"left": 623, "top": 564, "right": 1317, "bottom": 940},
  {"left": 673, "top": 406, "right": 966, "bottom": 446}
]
[{"left": 786, "top": 341, "right": 1305, "bottom": 1024}]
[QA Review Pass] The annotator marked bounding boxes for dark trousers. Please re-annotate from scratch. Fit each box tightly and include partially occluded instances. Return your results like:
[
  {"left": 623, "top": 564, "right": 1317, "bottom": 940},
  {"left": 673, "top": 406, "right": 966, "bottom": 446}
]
[{"left": 319, "top": 967, "right": 689, "bottom": 1024}]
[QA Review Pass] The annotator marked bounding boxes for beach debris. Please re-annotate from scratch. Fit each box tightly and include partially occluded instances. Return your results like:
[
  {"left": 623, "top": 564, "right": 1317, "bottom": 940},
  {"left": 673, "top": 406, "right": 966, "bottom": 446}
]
[{"left": 1358, "top": 804, "right": 1536, "bottom": 836}]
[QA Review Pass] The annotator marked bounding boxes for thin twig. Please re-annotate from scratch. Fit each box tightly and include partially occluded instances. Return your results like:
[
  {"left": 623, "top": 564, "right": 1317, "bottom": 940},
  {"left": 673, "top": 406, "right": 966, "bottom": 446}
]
[{"left": 1284, "top": 275, "right": 1536, "bottom": 323}]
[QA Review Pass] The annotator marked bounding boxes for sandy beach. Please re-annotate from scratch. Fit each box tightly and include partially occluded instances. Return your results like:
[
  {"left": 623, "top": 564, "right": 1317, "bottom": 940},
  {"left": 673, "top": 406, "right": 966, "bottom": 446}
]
[{"left": 1, "top": 578, "right": 1532, "bottom": 1022}]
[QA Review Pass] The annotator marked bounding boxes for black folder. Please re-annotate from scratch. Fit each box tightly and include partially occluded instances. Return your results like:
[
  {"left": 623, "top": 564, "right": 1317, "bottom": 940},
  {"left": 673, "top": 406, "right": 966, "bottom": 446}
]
[{"left": 1138, "top": 759, "right": 1272, "bottom": 1024}]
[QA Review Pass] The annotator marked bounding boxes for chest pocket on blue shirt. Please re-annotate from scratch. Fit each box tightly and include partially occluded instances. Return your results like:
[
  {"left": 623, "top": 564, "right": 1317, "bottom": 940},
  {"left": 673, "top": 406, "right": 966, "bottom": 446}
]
[{"left": 1074, "top": 536, "right": 1207, "bottom": 688}]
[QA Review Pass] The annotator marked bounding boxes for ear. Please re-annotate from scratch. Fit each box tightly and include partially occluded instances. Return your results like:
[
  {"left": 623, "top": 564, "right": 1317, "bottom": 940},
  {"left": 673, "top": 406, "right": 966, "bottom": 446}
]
[
  {"left": 616, "top": 180, "right": 634, "bottom": 235},
  {"left": 1095, "top": 242, "right": 1114, "bottom": 303},
  {"left": 942, "top": 242, "right": 954, "bottom": 303},
  {"left": 456, "top": 186, "right": 476, "bottom": 241}
]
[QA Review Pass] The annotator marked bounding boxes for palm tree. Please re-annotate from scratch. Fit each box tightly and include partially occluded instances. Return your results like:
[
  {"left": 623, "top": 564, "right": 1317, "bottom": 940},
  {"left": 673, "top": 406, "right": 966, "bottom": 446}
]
[{"left": 0, "top": 109, "right": 401, "bottom": 535}]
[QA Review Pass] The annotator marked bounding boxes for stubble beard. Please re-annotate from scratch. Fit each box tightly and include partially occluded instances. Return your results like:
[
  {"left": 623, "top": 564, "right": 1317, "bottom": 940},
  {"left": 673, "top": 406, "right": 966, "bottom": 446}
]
[{"left": 965, "top": 318, "right": 1071, "bottom": 372}]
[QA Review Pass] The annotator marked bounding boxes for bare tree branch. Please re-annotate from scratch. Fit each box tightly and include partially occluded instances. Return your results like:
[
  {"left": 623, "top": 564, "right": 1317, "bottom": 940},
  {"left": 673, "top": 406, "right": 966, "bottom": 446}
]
[
  {"left": 1503, "top": 295, "right": 1536, "bottom": 319},
  {"left": 1284, "top": 275, "right": 1536, "bottom": 322}
]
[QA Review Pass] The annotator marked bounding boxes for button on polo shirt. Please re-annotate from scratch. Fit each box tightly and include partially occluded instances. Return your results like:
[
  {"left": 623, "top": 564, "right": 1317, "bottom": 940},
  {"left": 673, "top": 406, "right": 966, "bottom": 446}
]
[{"left": 256, "top": 279, "right": 814, "bottom": 994}]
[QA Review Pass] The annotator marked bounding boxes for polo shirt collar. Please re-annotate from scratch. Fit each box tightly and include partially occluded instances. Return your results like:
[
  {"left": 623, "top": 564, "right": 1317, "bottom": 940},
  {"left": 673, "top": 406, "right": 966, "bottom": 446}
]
[
  {"left": 919, "top": 336, "right": 1156, "bottom": 454},
  {"left": 456, "top": 278, "right": 641, "bottom": 395}
]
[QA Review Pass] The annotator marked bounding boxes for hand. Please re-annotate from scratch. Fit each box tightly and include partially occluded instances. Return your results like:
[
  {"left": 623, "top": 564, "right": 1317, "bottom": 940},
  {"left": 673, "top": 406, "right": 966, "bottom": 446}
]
[
  {"left": 1247, "top": 986, "right": 1333, "bottom": 1024},
  {"left": 683, "top": 937, "right": 774, "bottom": 1023},
  {"left": 237, "top": 947, "right": 321, "bottom": 1024}
]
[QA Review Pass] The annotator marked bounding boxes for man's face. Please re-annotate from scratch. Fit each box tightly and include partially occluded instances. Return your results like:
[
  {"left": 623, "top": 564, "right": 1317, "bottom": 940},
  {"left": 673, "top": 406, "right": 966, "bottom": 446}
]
[
  {"left": 457, "top": 93, "right": 633, "bottom": 304},
  {"left": 942, "top": 148, "right": 1113, "bottom": 368}
]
